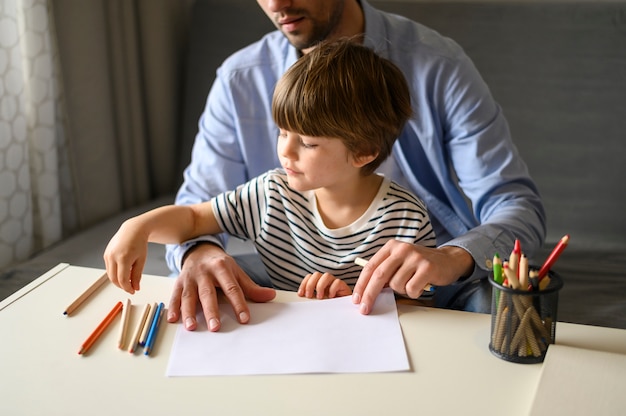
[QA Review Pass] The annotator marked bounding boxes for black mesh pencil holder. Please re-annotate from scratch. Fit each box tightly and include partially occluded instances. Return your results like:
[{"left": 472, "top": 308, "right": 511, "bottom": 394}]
[{"left": 488, "top": 269, "right": 563, "bottom": 364}]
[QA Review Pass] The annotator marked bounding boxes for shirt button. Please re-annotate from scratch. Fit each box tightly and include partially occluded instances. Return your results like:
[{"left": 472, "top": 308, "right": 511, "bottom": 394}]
[{"left": 485, "top": 259, "right": 493, "bottom": 269}]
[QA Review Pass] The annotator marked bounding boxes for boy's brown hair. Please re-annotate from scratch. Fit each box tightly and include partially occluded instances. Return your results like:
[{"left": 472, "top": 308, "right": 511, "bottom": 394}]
[{"left": 272, "top": 39, "right": 412, "bottom": 175}]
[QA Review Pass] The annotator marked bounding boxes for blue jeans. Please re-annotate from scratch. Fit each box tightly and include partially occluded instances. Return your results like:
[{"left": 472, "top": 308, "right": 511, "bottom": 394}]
[
  {"left": 432, "top": 276, "right": 492, "bottom": 313},
  {"left": 234, "top": 253, "right": 492, "bottom": 314}
]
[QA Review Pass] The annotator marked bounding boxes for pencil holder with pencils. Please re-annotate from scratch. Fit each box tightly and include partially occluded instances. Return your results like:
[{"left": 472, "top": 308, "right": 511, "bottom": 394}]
[{"left": 488, "top": 268, "right": 563, "bottom": 364}]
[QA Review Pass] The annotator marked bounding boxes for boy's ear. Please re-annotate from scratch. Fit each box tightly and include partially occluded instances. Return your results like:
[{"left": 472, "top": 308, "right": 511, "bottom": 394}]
[{"left": 352, "top": 152, "right": 378, "bottom": 168}]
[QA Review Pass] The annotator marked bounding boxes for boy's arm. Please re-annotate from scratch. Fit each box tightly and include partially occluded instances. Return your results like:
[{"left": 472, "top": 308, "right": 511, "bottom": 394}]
[
  {"left": 136, "top": 202, "right": 222, "bottom": 245},
  {"left": 104, "top": 202, "right": 222, "bottom": 293}
]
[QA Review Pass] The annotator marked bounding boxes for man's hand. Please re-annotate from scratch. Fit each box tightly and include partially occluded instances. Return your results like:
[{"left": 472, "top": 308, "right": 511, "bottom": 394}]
[
  {"left": 351, "top": 240, "right": 474, "bottom": 314},
  {"left": 167, "top": 243, "right": 276, "bottom": 331}
]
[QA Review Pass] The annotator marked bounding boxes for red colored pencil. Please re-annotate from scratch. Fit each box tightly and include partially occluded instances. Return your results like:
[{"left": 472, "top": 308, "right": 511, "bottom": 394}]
[
  {"left": 538, "top": 235, "right": 570, "bottom": 280},
  {"left": 510, "top": 239, "right": 522, "bottom": 277},
  {"left": 78, "top": 301, "right": 123, "bottom": 355}
]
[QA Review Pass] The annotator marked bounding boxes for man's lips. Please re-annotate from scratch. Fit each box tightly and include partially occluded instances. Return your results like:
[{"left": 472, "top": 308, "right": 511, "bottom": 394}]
[{"left": 278, "top": 16, "right": 305, "bottom": 32}]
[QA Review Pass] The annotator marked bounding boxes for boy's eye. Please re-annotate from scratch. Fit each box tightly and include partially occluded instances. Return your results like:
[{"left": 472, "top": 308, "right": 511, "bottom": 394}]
[{"left": 299, "top": 138, "right": 317, "bottom": 149}]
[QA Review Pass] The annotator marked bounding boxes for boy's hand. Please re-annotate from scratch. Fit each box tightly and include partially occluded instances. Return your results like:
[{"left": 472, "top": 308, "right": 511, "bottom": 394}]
[
  {"left": 297, "top": 272, "right": 352, "bottom": 299},
  {"left": 103, "top": 221, "right": 148, "bottom": 294}
]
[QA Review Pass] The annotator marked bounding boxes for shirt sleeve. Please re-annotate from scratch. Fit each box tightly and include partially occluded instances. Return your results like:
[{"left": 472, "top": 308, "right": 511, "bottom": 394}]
[
  {"left": 165, "top": 69, "right": 248, "bottom": 274},
  {"left": 436, "top": 52, "right": 546, "bottom": 280}
]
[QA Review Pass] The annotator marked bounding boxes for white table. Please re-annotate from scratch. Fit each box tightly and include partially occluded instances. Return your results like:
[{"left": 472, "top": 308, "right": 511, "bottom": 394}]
[{"left": 2, "top": 263, "right": 625, "bottom": 415}]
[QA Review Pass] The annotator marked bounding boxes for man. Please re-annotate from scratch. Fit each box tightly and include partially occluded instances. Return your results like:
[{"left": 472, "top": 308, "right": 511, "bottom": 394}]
[{"left": 165, "top": 0, "right": 545, "bottom": 331}]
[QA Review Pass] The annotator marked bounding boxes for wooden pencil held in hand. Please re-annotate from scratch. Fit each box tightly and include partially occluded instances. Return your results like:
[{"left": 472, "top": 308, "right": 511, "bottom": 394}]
[{"left": 488, "top": 269, "right": 564, "bottom": 364}]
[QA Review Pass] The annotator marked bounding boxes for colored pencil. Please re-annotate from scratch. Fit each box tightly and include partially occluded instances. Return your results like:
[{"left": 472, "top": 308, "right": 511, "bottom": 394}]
[
  {"left": 144, "top": 302, "right": 165, "bottom": 356},
  {"left": 538, "top": 235, "right": 570, "bottom": 279},
  {"left": 508, "top": 241, "right": 519, "bottom": 279},
  {"left": 138, "top": 302, "right": 157, "bottom": 346},
  {"left": 117, "top": 298, "right": 131, "bottom": 349},
  {"left": 63, "top": 272, "right": 109, "bottom": 316},
  {"left": 503, "top": 262, "right": 521, "bottom": 290},
  {"left": 128, "top": 303, "right": 151, "bottom": 353},
  {"left": 513, "top": 239, "right": 522, "bottom": 277},
  {"left": 528, "top": 270, "right": 539, "bottom": 291},
  {"left": 518, "top": 254, "right": 529, "bottom": 290},
  {"left": 78, "top": 301, "right": 123, "bottom": 355},
  {"left": 354, "top": 257, "right": 434, "bottom": 292},
  {"left": 492, "top": 253, "right": 504, "bottom": 284}
]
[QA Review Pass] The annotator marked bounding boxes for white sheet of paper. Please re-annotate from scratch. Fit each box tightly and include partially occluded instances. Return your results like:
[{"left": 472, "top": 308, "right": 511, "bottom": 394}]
[{"left": 166, "top": 288, "right": 409, "bottom": 376}]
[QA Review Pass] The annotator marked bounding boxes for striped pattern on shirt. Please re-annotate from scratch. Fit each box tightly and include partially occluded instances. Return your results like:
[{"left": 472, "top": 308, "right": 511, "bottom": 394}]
[{"left": 212, "top": 169, "right": 436, "bottom": 291}]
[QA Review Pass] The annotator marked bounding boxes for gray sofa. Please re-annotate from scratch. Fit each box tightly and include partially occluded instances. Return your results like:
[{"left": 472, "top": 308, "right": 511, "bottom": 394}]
[{"left": 2, "top": 0, "right": 625, "bottom": 329}]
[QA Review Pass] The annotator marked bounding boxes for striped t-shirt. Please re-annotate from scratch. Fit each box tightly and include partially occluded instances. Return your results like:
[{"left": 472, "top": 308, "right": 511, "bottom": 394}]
[{"left": 211, "top": 169, "right": 436, "bottom": 291}]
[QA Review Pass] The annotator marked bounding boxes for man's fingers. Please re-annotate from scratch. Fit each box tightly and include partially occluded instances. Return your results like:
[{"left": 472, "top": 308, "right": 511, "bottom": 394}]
[
  {"left": 352, "top": 252, "right": 389, "bottom": 307},
  {"left": 197, "top": 280, "right": 222, "bottom": 331},
  {"left": 238, "top": 273, "right": 276, "bottom": 303},
  {"left": 359, "top": 270, "right": 389, "bottom": 315},
  {"left": 167, "top": 279, "right": 183, "bottom": 323},
  {"left": 178, "top": 278, "right": 202, "bottom": 331},
  {"left": 219, "top": 279, "right": 250, "bottom": 325}
]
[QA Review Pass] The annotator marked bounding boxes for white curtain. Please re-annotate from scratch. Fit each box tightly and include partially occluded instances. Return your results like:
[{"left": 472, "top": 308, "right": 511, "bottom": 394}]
[{"left": 0, "top": 0, "right": 74, "bottom": 270}]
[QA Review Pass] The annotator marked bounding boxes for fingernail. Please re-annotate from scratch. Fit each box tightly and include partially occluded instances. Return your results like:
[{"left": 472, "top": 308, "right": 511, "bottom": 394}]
[
  {"left": 359, "top": 303, "right": 369, "bottom": 315},
  {"left": 239, "top": 311, "right": 249, "bottom": 323},
  {"left": 185, "top": 317, "right": 195, "bottom": 329},
  {"left": 352, "top": 293, "right": 361, "bottom": 304},
  {"left": 208, "top": 318, "right": 219, "bottom": 331}
]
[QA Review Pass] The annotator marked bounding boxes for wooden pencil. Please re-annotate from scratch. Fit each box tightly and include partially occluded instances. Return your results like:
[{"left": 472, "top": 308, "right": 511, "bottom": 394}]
[
  {"left": 78, "top": 301, "right": 123, "bottom": 355},
  {"left": 138, "top": 302, "right": 157, "bottom": 346},
  {"left": 518, "top": 254, "right": 529, "bottom": 290},
  {"left": 117, "top": 298, "right": 131, "bottom": 349},
  {"left": 63, "top": 272, "right": 109, "bottom": 316},
  {"left": 128, "top": 303, "right": 151, "bottom": 353}
]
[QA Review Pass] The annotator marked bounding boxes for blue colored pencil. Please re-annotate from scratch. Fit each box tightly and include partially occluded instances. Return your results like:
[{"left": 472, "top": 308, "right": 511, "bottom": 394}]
[{"left": 144, "top": 302, "right": 164, "bottom": 356}]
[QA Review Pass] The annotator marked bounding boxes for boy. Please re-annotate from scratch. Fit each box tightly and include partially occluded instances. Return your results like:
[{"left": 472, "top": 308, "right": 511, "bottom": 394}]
[{"left": 104, "top": 40, "right": 435, "bottom": 326}]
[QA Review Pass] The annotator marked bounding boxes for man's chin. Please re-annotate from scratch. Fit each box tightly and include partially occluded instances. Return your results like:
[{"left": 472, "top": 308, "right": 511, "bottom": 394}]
[{"left": 283, "top": 33, "right": 318, "bottom": 51}]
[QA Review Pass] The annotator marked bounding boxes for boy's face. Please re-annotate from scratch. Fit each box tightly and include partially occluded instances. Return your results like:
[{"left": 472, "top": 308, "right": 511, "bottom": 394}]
[
  {"left": 277, "top": 129, "right": 364, "bottom": 192},
  {"left": 256, "top": 0, "right": 346, "bottom": 51}
]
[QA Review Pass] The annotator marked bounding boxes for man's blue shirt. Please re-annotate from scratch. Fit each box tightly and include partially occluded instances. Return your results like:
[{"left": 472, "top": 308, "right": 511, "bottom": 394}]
[{"left": 167, "top": 0, "right": 546, "bottom": 281}]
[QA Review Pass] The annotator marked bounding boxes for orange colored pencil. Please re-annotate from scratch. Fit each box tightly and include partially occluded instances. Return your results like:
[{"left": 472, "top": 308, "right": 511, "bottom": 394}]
[{"left": 78, "top": 301, "right": 123, "bottom": 355}]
